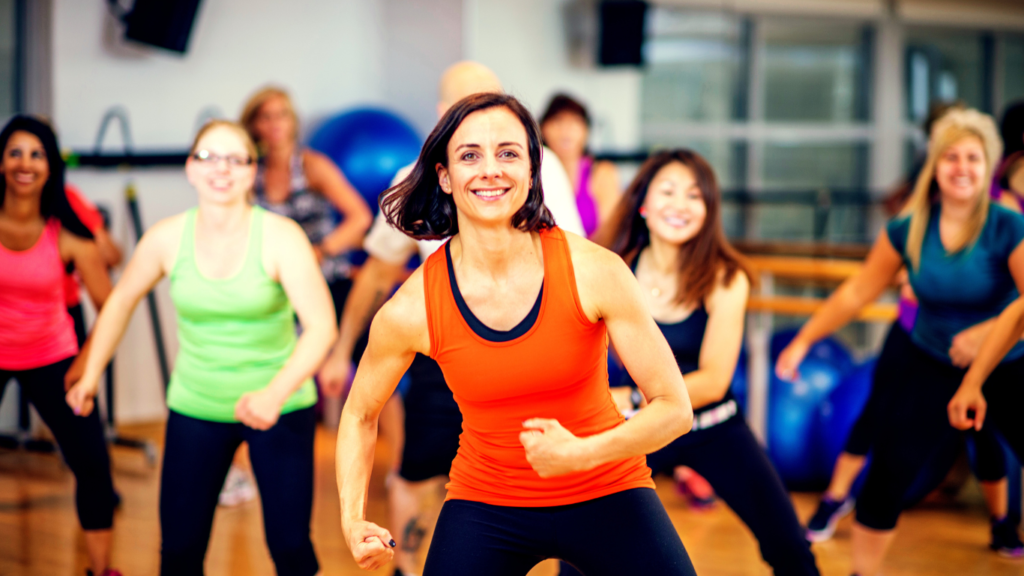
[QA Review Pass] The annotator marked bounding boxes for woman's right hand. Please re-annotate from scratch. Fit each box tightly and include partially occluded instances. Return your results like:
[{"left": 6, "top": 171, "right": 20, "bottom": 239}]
[
  {"left": 775, "top": 338, "right": 810, "bottom": 382},
  {"left": 65, "top": 378, "right": 100, "bottom": 417},
  {"left": 345, "top": 520, "right": 396, "bottom": 571}
]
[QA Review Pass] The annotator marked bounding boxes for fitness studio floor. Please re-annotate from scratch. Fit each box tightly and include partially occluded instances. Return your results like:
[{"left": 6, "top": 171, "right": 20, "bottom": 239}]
[{"left": 0, "top": 424, "right": 1018, "bottom": 576}]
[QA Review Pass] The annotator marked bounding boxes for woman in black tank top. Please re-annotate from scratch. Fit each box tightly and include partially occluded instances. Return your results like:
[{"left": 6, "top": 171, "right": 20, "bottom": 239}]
[{"left": 584, "top": 149, "right": 821, "bottom": 576}]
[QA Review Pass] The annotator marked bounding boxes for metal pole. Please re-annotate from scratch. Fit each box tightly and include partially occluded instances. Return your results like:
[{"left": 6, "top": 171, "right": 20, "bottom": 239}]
[{"left": 125, "top": 182, "right": 170, "bottom": 388}]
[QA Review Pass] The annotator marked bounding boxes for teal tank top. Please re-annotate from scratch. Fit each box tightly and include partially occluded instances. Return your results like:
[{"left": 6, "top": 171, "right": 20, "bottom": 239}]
[
  {"left": 167, "top": 206, "right": 317, "bottom": 422},
  {"left": 887, "top": 203, "right": 1024, "bottom": 364}
]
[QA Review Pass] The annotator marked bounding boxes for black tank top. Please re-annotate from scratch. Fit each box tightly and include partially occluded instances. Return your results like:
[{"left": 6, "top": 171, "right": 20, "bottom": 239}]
[{"left": 623, "top": 258, "right": 738, "bottom": 427}]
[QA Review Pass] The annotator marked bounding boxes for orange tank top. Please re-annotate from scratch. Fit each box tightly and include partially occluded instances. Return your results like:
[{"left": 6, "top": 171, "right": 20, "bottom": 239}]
[{"left": 423, "top": 226, "right": 654, "bottom": 507}]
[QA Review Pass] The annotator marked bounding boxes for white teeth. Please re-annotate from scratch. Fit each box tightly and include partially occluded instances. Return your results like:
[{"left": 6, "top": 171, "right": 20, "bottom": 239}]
[{"left": 473, "top": 189, "right": 505, "bottom": 198}]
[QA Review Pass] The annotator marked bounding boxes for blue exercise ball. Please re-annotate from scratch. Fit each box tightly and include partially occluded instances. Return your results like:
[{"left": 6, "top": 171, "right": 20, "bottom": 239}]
[
  {"left": 308, "top": 108, "right": 422, "bottom": 213},
  {"left": 767, "top": 329, "right": 854, "bottom": 490},
  {"left": 815, "top": 358, "right": 876, "bottom": 477}
]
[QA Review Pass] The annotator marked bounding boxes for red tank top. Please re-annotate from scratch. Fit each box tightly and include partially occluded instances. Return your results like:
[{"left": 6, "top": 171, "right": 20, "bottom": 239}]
[
  {"left": 0, "top": 219, "right": 79, "bottom": 370},
  {"left": 423, "top": 226, "right": 654, "bottom": 507}
]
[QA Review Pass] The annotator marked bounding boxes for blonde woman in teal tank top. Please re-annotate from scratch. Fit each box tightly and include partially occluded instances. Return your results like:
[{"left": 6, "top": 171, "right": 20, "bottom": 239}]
[{"left": 68, "top": 121, "right": 337, "bottom": 575}]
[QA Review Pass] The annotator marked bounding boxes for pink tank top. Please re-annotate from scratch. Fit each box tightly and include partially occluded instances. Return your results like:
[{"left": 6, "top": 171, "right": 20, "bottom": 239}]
[{"left": 0, "top": 219, "right": 78, "bottom": 370}]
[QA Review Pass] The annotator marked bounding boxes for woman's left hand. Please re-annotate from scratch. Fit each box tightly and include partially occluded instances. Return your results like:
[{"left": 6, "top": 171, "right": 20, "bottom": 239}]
[
  {"left": 950, "top": 322, "right": 990, "bottom": 368},
  {"left": 235, "top": 388, "right": 286, "bottom": 430},
  {"left": 519, "top": 418, "right": 592, "bottom": 478}
]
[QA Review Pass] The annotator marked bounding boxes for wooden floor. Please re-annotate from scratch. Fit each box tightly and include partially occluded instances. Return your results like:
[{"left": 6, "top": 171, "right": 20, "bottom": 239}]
[{"left": 0, "top": 423, "right": 1021, "bottom": 576}]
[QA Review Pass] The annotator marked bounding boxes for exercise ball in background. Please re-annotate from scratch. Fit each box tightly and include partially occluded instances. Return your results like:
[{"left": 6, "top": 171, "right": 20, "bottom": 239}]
[
  {"left": 767, "top": 329, "right": 854, "bottom": 490},
  {"left": 308, "top": 107, "right": 422, "bottom": 214}
]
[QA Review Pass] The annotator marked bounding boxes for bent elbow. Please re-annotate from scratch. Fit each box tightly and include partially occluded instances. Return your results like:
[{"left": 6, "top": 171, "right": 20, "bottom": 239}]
[{"left": 676, "top": 402, "right": 694, "bottom": 436}]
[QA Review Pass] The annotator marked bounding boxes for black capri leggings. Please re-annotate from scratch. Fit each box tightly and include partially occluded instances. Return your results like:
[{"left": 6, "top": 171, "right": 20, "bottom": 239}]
[
  {"left": 0, "top": 357, "right": 117, "bottom": 530},
  {"left": 423, "top": 488, "right": 695, "bottom": 576},
  {"left": 856, "top": 340, "right": 1024, "bottom": 530},
  {"left": 844, "top": 323, "right": 1006, "bottom": 482},
  {"left": 649, "top": 417, "right": 819, "bottom": 576},
  {"left": 159, "top": 408, "right": 318, "bottom": 576}
]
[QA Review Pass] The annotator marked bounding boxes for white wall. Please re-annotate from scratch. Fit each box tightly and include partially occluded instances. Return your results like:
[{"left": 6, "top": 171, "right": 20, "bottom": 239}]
[
  {"left": 18, "top": 0, "right": 635, "bottom": 425},
  {"left": 465, "top": 0, "right": 643, "bottom": 153},
  {"left": 48, "top": 0, "right": 394, "bottom": 424}
]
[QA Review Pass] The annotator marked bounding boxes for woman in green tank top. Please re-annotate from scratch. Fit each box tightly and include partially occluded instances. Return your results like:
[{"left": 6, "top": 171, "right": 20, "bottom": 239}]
[{"left": 67, "top": 120, "right": 337, "bottom": 575}]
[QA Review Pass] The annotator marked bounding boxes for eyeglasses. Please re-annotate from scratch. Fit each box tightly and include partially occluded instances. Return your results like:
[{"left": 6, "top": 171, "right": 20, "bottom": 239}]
[{"left": 192, "top": 150, "right": 253, "bottom": 167}]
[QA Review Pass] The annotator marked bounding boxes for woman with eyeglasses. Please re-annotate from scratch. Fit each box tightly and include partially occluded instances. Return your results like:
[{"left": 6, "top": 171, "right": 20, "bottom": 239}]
[
  {"left": 241, "top": 86, "right": 373, "bottom": 324},
  {"left": 0, "top": 115, "right": 120, "bottom": 576},
  {"left": 67, "top": 120, "right": 337, "bottom": 575}
]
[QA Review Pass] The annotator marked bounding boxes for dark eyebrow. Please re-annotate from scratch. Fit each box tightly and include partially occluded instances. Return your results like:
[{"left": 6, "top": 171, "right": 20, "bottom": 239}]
[
  {"left": 499, "top": 142, "right": 524, "bottom": 149},
  {"left": 454, "top": 143, "right": 481, "bottom": 152}
]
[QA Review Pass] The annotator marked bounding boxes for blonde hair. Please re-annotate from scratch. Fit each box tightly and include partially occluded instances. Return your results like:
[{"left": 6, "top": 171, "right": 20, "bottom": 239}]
[
  {"left": 239, "top": 86, "right": 298, "bottom": 150},
  {"left": 900, "top": 108, "right": 1003, "bottom": 270},
  {"left": 190, "top": 119, "right": 259, "bottom": 162}
]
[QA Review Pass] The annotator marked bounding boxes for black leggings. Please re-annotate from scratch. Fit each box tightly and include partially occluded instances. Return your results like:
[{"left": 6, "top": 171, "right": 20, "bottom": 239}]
[
  {"left": 0, "top": 357, "right": 117, "bottom": 530},
  {"left": 159, "top": 408, "right": 318, "bottom": 576},
  {"left": 845, "top": 323, "right": 1006, "bottom": 482},
  {"left": 647, "top": 417, "right": 819, "bottom": 576},
  {"left": 423, "top": 488, "right": 695, "bottom": 576},
  {"left": 856, "top": 341, "right": 1024, "bottom": 530}
]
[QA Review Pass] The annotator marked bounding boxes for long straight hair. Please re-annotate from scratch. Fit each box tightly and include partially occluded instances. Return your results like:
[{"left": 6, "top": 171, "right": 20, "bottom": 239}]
[
  {"left": 380, "top": 92, "right": 554, "bottom": 240},
  {"left": 0, "top": 115, "right": 93, "bottom": 239},
  {"left": 601, "top": 149, "right": 752, "bottom": 306},
  {"left": 901, "top": 108, "right": 1002, "bottom": 271}
]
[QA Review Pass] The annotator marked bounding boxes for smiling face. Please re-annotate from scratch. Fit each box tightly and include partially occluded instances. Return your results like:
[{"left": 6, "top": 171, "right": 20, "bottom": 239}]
[
  {"left": 935, "top": 135, "right": 987, "bottom": 205},
  {"left": 1, "top": 130, "right": 50, "bottom": 200},
  {"left": 641, "top": 161, "right": 707, "bottom": 247},
  {"left": 185, "top": 125, "right": 257, "bottom": 206},
  {"left": 252, "top": 94, "right": 296, "bottom": 147},
  {"left": 541, "top": 111, "right": 588, "bottom": 162},
  {"left": 436, "top": 106, "right": 533, "bottom": 229}
]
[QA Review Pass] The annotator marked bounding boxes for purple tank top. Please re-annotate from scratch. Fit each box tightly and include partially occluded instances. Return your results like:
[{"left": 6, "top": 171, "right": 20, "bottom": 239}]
[{"left": 576, "top": 157, "right": 599, "bottom": 237}]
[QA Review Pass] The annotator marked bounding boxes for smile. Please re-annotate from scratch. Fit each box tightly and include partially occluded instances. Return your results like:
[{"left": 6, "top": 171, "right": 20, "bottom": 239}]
[{"left": 471, "top": 188, "right": 509, "bottom": 201}]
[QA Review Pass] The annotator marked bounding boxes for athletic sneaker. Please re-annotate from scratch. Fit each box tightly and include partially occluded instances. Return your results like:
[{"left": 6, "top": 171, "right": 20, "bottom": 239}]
[
  {"left": 673, "top": 466, "right": 716, "bottom": 510},
  {"left": 990, "top": 516, "right": 1024, "bottom": 558},
  {"left": 218, "top": 464, "right": 258, "bottom": 507},
  {"left": 805, "top": 496, "right": 854, "bottom": 542}
]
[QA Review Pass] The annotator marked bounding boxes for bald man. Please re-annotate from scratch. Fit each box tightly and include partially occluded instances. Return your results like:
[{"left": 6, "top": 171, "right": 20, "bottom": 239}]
[{"left": 319, "top": 61, "right": 583, "bottom": 576}]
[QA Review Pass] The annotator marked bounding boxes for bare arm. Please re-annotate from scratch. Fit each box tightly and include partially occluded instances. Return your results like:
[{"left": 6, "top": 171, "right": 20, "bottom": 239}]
[
  {"left": 59, "top": 232, "right": 115, "bottom": 389},
  {"left": 319, "top": 256, "right": 406, "bottom": 396},
  {"left": 682, "top": 271, "right": 750, "bottom": 409},
  {"left": 949, "top": 242, "right": 1024, "bottom": 430},
  {"left": 775, "top": 230, "right": 903, "bottom": 380},
  {"left": 337, "top": 272, "right": 428, "bottom": 570},
  {"left": 304, "top": 151, "right": 373, "bottom": 257},
  {"left": 520, "top": 236, "right": 692, "bottom": 477},
  {"left": 92, "top": 226, "right": 123, "bottom": 268},
  {"left": 234, "top": 215, "right": 338, "bottom": 430},
  {"left": 60, "top": 231, "right": 112, "bottom": 310},
  {"left": 65, "top": 217, "right": 180, "bottom": 416}
]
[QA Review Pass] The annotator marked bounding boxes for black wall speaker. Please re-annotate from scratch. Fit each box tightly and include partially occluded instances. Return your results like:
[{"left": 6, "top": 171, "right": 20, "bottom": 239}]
[
  {"left": 598, "top": 1, "right": 648, "bottom": 66},
  {"left": 122, "top": 0, "right": 203, "bottom": 54}
]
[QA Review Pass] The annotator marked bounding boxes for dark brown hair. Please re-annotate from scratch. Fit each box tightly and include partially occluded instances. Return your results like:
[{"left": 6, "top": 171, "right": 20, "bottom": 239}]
[
  {"left": 380, "top": 93, "right": 554, "bottom": 239},
  {"left": 539, "top": 93, "right": 591, "bottom": 127},
  {"left": 0, "top": 115, "right": 93, "bottom": 239},
  {"left": 600, "top": 149, "right": 752, "bottom": 307}
]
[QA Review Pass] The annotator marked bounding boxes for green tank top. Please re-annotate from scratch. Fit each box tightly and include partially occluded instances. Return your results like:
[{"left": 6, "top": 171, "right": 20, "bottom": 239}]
[{"left": 166, "top": 206, "right": 317, "bottom": 422}]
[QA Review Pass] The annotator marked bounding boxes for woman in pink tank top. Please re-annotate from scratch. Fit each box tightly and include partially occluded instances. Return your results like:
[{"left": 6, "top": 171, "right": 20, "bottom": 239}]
[
  {"left": 540, "top": 93, "right": 621, "bottom": 238},
  {"left": 0, "top": 116, "right": 121, "bottom": 576}
]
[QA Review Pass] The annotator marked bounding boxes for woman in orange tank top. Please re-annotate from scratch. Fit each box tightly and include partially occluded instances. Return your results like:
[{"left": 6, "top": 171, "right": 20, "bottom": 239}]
[{"left": 336, "top": 93, "right": 696, "bottom": 576}]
